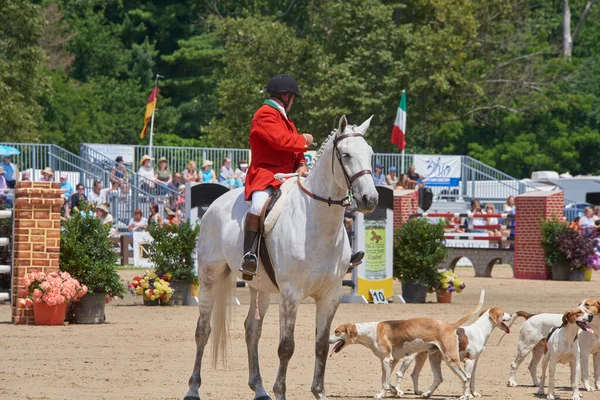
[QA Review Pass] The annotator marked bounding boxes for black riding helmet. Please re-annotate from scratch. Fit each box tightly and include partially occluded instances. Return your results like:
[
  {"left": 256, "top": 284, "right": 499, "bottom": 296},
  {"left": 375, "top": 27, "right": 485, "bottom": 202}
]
[{"left": 266, "top": 74, "right": 301, "bottom": 97}]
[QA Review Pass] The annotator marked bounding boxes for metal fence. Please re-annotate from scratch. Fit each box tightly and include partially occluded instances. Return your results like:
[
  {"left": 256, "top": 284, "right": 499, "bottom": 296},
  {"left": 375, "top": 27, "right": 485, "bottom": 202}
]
[{"left": 134, "top": 146, "right": 250, "bottom": 174}]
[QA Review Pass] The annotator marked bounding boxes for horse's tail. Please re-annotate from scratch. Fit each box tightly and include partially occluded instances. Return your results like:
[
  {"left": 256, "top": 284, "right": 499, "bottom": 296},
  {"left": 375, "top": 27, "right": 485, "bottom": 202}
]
[
  {"left": 451, "top": 289, "right": 485, "bottom": 328},
  {"left": 211, "top": 271, "right": 233, "bottom": 369}
]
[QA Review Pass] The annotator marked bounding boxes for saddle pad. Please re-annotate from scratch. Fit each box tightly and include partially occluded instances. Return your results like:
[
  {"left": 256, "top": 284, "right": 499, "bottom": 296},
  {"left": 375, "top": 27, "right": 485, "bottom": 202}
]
[{"left": 263, "top": 176, "right": 299, "bottom": 235}]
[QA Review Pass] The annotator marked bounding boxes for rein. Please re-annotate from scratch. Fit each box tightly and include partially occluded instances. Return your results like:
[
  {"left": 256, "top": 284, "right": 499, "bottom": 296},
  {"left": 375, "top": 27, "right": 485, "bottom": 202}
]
[{"left": 297, "top": 132, "right": 371, "bottom": 207}]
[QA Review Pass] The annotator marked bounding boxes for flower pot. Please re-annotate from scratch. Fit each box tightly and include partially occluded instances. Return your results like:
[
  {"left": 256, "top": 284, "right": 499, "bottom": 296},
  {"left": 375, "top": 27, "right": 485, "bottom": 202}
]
[
  {"left": 436, "top": 290, "right": 452, "bottom": 304},
  {"left": 33, "top": 302, "right": 67, "bottom": 325},
  {"left": 73, "top": 292, "right": 106, "bottom": 324},
  {"left": 585, "top": 269, "right": 593, "bottom": 281},
  {"left": 569, "top": 269, "right": 585, "bottom": 281},
  {"left": 143, "top": 298, "right": 159, "bottom": 306},
  {"left": 169, "top": 280, "right": 190, "bottom": 306},
  {"left": 550, "top": 263, "right": 570, "bottom": 281},
  {"left": 190, "top": 283, "right": 200, "bottom": 297},
  {"left": 401, "top": 281, "right": 428, "bottom": 303}
]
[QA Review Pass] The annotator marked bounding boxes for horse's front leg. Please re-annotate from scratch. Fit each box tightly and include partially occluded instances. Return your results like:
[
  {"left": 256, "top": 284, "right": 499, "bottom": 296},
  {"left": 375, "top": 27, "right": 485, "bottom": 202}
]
[
  {"left": 246, "top": 287, "right": 271, "bottom": 400},
  {"left": 272, "top": 289, "right": 300, "bottom": 400},
  {"left": 311, "top": 289, "right": 342, "bottom": 400}
]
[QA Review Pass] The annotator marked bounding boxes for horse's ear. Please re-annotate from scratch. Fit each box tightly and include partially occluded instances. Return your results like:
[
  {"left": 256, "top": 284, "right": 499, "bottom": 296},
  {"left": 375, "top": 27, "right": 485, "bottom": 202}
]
[
  {"left": 338, "top": 115, "right": 348, "bottom": 135},
  {"left": 357, "top": 115, "right": 374, "bottom": 135}
]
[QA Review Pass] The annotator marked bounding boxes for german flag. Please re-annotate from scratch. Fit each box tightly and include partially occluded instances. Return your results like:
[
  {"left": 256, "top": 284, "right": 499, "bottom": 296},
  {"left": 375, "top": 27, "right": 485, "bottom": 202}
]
[{"left": 140, "top": 87, "right": 158, "bottom": 139}]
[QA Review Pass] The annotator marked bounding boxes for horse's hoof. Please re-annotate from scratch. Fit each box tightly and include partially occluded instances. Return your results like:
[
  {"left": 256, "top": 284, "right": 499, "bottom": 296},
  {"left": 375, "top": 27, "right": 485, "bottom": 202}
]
[
  {"left": 184, "top": 397, "right": 200, "bottom": 400},
  {"left": 255, "top": 396, "right": 271, "bottom": 400}
]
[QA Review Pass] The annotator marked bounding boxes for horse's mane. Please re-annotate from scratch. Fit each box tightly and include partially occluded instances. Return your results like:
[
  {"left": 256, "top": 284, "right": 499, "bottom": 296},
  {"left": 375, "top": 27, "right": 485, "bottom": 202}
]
[{"left": 309, "top": 128, "right": 337, "bottom": 171}]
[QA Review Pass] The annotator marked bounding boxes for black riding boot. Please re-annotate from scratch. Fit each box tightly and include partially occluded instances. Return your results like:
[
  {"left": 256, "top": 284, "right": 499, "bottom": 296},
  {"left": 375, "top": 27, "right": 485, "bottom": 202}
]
[
  {"left": 347, "top": 250, "right": 365, "bottom": 273},
  {"left": 239, "top": 214, "right": 261, "bottom": 281}
]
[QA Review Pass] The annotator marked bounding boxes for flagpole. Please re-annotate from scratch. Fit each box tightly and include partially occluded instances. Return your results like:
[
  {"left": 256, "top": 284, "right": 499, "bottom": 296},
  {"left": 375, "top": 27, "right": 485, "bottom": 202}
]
[
  {"left": 148, "top": 74, "right": 163, "bottom": 161},
  {"left": 401, "top": 89, "right": 406, "bottom": 174}
]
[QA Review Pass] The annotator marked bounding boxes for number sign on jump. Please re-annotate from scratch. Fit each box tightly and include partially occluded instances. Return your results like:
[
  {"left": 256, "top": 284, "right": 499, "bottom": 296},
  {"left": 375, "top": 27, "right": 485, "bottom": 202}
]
[{"left": 369, "top": 289, "right": 388, "bottom": 304}]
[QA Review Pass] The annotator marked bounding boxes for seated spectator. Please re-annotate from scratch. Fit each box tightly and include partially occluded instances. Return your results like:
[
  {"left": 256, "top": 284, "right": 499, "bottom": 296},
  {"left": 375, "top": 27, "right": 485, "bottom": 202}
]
[
  {"left": 372, "top": 164, "right": 386, "bottom": 186},
  {"left": 469, "top": 199, "right": 487, "bottom": 233},
  {"left": 60, "top": 198, "right": 70, "bottom": 222},
  {"left": 593, "top": 206, "right": 600, "bottom": 222},
  {"left": 386, "top": 166, "right": 399, "bottom": 186},
  {"left": 503, "top": 195, "right": 516, "bottom": 212},
  {"left": 110, "top": 156, "right": 129, "bottom": 194},
  {"left": 70, "top": 183, "right": 87, "bottom": 211},
  {"left": 1, "top": 155, "right": 18, "bottom": 188},
  {"left": 395, "top": 173, "right": 410, "bottom": 189},
  {"left": 177, "top": 184, "right": 186, "bottom": 208},
  {"left": 128, "top": 209, "right": 148, "bottom": 232},
  {"left": 569, "top": 216, "right": 581, "bottom": 231},
  {"left": 165, "top": 207, "right": 180, "bottom": 226},
  {"left": 138, "top": 155, "right": 155, "bottom": 191},
  {"left": 484, "top": 203, "right": 502, "bottom": 237},
  {"left": 219, "top": 158, "right": 242, "bottom": 189},
  {"left": 443, "top": 215, "right": 464, "bottom": 233},
  {"left": 167, "top": 172, "right": 182, "bottom": 206},
  {"left": 39, "top": 167, "right": 54, "bottom": 182},
  {"left": 59, "top": 173, "right": 74, "bottom": 200},
  {"left": 406, "top": 164, "right": 425, "bottom": 189},
  {"left": 155, "top": 157, "right": 172, "bottom": 195},
  {"left": 95, "top": 203, "right": 114, "bottom": 227},
  {"left": 88, "top": 180, "right": 117, "bottom": 206},
  {"left": 199, "top": 160, "right": 217, "bottom": 183},
  {"left": 235, "top": 160, "right": 249, "bottom": 185},
  {"left": 149, "top": 203, "right": 163, "bottom": 226},
  {"left": 183, "top": 160, "right": 199, "bottom": 183},
  {"left": 0, "top": 167, "right": 8, "bottom": 204},
  {"left": 21, "top": 171, "right": 31, "bottom": 182},
  {"left": 580, "top": 206, "right": 596, "bottom": 237}
]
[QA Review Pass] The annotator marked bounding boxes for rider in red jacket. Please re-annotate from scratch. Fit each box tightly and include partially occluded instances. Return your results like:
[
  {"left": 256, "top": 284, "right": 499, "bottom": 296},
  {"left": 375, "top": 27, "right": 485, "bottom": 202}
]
[{"left": 239, "top": 74, "right": 363, "bottom": 280}]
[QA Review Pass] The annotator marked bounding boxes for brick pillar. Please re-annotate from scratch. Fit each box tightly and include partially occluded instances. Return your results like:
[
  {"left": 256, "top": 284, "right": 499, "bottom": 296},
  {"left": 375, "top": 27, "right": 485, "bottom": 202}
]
[
  {"left": 393, "top": 189, "right": 419, "bottom": 229},
  {"left": 513, "top": 190, "right": 564, "bottom": 280},
  {"left": 12, "top": 182, "right": 63, "bottom": 324}
]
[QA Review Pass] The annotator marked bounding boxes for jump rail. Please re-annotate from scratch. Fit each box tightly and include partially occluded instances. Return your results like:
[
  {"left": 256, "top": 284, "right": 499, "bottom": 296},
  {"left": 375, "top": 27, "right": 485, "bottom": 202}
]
[{"left": 0, "top": 209, "right": 12, "bottom": 302}]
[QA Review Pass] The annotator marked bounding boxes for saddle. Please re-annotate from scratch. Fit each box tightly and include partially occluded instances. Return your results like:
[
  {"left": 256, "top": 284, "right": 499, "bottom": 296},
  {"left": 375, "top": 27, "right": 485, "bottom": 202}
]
[{"left": 255, "top": 177, "right": 299, "bottom": 289}]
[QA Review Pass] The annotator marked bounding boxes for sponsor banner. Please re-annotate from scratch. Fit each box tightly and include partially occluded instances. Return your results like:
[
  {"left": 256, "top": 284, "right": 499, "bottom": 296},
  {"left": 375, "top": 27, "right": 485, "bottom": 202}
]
[
  {"left": 364, "top": 220, "right": 387, "bottom": 280},
  {"left": 86, "top": 144, "right": 135, "bottom": 165},
  {"left": 304, "top": 150, "right": 317, "bottom": 168},
  {"left": 133, "top": 231, "right": 154, "bottom": 268},
  {"left": 414, "top": 155, "right": 461, "bottom": 187}
]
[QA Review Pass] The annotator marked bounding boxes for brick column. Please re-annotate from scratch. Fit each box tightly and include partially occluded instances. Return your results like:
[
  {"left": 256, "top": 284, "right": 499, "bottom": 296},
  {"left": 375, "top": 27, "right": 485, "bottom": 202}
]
[
  {"left": 12, "top": 182, "right": 63, "bottom": 324},
  {"left": 513, "top": 190, "right": 564, "bottom": 280},
  {"left": 393, "top": 189, "right": 418, "bottom": 229}
]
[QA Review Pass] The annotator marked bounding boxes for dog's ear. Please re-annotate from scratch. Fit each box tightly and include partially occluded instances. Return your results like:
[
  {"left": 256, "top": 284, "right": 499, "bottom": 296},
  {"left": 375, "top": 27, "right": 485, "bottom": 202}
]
[
  {"left": 345, "top": 324, "right": 358, "bottom": 343},
  {"left": 590, "top": 300, "right": 600, "bottom": 315},
  {"left": 489, "top": 307, "right": 503, "bottom": 324},
  {"left": 479, "top": 308, "right": 489, "bottom": 317},
  {"left": 563, "top": 309, "right": 578, "bottom": 325}
]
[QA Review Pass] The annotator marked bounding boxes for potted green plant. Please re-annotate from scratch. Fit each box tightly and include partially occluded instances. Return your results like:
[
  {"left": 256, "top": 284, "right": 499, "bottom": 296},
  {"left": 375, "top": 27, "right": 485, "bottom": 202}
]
[
  {"left": 60, "top": 202, "right": 125, "bottom": 323},
  {"left": 540, "top": 216, "right": 598, "bottom": 281},
  {"left": 393, "top": 218, "right": 448, "bottom": 303},
  {"left": 148, "top": 221, "right": 200, "bottom": 305}
]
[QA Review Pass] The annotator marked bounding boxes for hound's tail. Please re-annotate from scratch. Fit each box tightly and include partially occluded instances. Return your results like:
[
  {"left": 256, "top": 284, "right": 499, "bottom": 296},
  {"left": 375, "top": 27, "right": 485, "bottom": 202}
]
[
  {"left": 452, "top": 289, "right": 485, "bottom": 328},
  {"left": 211, "top": 271, "right": 234, "bottom": 369},
  {"left": 496, "top": 310, "right": 536, "bottom": 346}
]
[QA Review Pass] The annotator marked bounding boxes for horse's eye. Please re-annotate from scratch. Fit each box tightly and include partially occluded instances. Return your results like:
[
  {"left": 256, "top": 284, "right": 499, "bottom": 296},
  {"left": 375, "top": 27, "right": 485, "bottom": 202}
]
[{"left": 342, "top": 153, "right": 351, "bottom": 158}]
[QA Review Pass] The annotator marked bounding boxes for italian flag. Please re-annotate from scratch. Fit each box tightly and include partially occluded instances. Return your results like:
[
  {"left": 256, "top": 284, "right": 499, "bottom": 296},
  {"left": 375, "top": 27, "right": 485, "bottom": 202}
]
[{"left": 391, "top": 91, "right": 406, "bottom": 150}]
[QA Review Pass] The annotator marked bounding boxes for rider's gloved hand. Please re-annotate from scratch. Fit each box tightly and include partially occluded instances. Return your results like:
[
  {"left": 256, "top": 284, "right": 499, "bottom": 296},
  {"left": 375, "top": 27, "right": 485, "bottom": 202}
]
[
  {"left": 302, "top": 134, "right": 314, "bottom": 147},
  {"left": 296, "top": 165, "right": 309, "bottom": 177}
]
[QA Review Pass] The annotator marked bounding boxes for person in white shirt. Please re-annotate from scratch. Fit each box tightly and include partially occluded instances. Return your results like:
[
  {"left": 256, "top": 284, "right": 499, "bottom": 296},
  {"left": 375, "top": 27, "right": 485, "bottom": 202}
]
[
  {"left": 128, "top": 209, "right": 148, "bottom": 232},
  {"left": 88, "top": 180, "right": 117, "bottom": 205},
  {"left": 137, "top": 155, "right": 156, "bottom": 191},
  {"left": 503, "top": 195, "right": 516, "bottom": 212},
  {"left": 470, "top": 199, "right": 487, "bottom": 233},
  {"left": 234, "top": 160, "right": 249, "bottom": 185},
  {"left": 484, "top": 203, "right": 501, "bottom": 237}
]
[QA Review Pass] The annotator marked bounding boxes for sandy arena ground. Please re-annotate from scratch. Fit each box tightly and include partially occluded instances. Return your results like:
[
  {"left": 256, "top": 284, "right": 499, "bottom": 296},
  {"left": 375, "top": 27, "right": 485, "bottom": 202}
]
[{"left": 1, "top": 266, "right": 600, "bottom": 400}]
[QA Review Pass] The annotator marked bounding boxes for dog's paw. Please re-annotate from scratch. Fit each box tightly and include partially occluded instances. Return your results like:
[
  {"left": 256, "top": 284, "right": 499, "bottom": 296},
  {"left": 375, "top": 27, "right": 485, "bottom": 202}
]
[
  {"left": 393, "top": 386, "right": 404, "bottom": 397},
  {"left": 571, "top": 392, "right": 581, "bottom": 400},
  {"left": 546, "top": 394, "right": 555, "bottom": 400},
  {"left": 421, "top": 390, "right": 432, "bottom": 398},
  {"left": 414, "top": 390, "right": 423, "bottom": 396},
  {"left": 459, "top": 395, "right": 473, "bottom": 400},
  {"left": 595, "top": 380, "right": 600, "bottom": 390},
  {"left": 583, "top": 382, "right": 594, "bottom": 392},
  {"left": 472, "top": 392, "right": 482, "bottom": 398},
  {"left": 374, "top": 392, "right": 385, "bottom": 399},
  {"left": 507, "top": 380, "right": 518, "bottom": 387},
  {"left": 536, "top": 388, "right": 545, "bottom": 397}
]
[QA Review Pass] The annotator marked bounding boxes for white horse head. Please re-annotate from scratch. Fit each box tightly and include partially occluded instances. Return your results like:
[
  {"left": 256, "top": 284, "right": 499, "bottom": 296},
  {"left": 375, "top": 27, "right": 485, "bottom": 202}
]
[{"left": 329, "top": 115, "right": 378, "bottom": 213}]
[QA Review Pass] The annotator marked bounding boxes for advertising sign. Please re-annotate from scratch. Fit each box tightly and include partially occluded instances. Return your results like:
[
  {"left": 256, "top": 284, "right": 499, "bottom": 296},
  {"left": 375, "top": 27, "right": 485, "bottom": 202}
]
[
  {"left": 304, "top": 150, "right": 317, "bottom": 168},
  {"left": 133, "top": 231, "right": 154, "bottom": 268},
  {"left": 86, "top": 144, "right": 135, "bottom": 165},
  {"left": 364, "top": 220, "right": 387, "bottom": 280},
  {"left": 414, "top": 155, "right": 461, "bottom": 187}
]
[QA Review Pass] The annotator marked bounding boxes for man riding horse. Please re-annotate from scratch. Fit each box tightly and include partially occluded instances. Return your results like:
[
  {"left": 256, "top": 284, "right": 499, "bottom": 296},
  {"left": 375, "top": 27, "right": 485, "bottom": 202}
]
[{"left": 239, "top": 74, "right": 364, "bottom": 280}]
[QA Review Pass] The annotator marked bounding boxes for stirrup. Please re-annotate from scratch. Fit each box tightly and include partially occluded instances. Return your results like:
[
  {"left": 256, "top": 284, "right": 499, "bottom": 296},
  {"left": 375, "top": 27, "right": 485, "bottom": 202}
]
[
  {"left": 239, "top": 252, "right": 258, "bottom": 280},
  {"left": 347, "top": 251, "right": 364, "bottom": 273}
]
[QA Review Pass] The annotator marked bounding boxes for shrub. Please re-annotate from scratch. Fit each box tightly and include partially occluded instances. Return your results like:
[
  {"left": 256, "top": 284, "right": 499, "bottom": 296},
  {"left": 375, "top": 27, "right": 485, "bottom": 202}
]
[
  {"left": 393, "top": 218, "right": 448, "bottom": 284},
  {"left": 540, "top": 216, "right": 570, "bottom": 268},
  {"left": 60, "top": 202, "right": 125, "bottom": 297},
  {"left": 148, "top": 221, "right": 200, "bottom": 284}
]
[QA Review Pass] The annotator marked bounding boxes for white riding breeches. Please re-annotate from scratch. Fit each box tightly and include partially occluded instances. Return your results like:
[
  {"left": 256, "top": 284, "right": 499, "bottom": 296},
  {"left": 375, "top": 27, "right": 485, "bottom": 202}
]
[{"left": 247, "top": 188, "right": 274, "bottom": 216}]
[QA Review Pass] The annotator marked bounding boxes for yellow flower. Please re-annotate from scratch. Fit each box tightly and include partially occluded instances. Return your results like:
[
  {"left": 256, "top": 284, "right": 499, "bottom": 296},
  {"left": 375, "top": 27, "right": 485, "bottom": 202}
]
[
  {"left": 166, "top": 273, "right": 172, "bottom": 280},
  {"left": 141, "top": 281, "right": 149, "bottom": 289},
  {"left": 135, "top": 287, "right": 143, "bottom": 295}
]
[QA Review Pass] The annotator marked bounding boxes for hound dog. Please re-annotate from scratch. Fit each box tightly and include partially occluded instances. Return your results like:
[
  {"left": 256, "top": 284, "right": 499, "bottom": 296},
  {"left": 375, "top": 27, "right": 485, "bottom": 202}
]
[
  {"left": 395, "top": 307, "right": 512, "bottom": 397},
  {"left": 329, "top": 289, "right": 484, "bottom": 399},
  {"left": 505, "top": 299, "right": 600, "bottom": 390},
  {"left": 536, "top": 307, "right": 594, "bottom": 400}
]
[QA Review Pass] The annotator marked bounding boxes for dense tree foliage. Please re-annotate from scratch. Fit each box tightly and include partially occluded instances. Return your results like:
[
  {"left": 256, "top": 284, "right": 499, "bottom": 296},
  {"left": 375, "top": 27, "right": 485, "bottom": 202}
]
[{"left": 2, "top": 0, "right": 600, "bottom": 178}]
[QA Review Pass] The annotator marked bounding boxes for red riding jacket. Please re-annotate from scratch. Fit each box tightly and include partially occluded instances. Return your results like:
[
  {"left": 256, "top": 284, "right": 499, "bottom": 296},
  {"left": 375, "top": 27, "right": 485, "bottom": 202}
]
[{"left": 244, "top": 101, "right": 307, "bottom": 201}]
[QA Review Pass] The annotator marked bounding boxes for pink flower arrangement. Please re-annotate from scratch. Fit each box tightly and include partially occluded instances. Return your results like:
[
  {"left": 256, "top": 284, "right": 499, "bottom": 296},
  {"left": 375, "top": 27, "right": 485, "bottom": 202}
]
[{"left": 18, "top": 271, "right": 87, "bottom": 307}]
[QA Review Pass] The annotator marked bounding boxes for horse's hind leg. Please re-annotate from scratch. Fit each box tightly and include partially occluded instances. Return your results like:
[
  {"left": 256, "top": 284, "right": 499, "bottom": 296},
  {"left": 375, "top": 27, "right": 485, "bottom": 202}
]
[
  {"left": 246, "top": 287, "right": 271, "bottom": 400},
  {"left": 184, "top": 265, "right": 229, "bottom": 400},
  {"left": 272, "top": 289, "right": 300, "bottom": 400},
  {"left": 311, "top": 289, "right": 342, "bottom": 400}
]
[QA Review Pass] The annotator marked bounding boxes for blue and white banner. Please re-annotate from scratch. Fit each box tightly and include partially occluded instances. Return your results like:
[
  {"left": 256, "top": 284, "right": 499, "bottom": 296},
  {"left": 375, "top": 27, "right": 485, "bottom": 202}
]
[{"left": 414, "top": 155, "right": 461, "bottom": 187}]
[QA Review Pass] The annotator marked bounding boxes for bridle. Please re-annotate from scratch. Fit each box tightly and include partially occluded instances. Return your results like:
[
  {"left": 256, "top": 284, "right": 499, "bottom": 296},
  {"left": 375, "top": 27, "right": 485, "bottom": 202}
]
[{"left": 297, "top": 132, "right": 371, "bottom": 207}]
